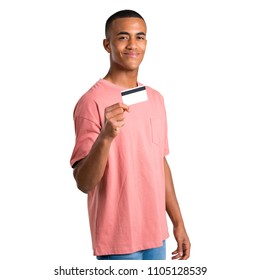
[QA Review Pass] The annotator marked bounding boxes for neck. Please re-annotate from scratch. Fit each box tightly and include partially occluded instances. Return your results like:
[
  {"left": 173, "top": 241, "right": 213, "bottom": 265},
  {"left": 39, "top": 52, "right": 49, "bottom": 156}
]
[{"left": 103, "top": 69, "right": 139, "bottom": 88}]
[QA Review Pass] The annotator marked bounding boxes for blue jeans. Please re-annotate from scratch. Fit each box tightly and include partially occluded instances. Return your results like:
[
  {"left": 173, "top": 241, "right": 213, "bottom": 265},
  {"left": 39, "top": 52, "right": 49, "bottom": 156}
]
[{"left": 96, "top": 240, "right": 166, "bottom": 260}]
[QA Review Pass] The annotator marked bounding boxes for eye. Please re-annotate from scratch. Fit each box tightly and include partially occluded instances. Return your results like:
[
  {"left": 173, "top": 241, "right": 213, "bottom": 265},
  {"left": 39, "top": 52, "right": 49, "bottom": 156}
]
[
  {"left": 137, "top": 35, "right": 145, "bottom": 40},
  {"left": 118, "top": 35, "right": 129, "bottom": 40}
]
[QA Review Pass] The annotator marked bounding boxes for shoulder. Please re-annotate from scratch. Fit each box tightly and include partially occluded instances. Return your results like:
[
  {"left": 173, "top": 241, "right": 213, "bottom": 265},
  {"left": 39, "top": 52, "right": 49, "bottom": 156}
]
[
  {"left": 73, "top": 80, "right": 108, "bottom": 118},
  {"left": 146, "top": 85, "right": 162, "bottom": 96},
  {"left": 139, "top": 82, "right": 163, "bottom": 99},
  {"left": 142, "top": 84, "right": 165, "bottom": 107},
  {"left": 77, "top": 79, "right": 105, "bottom": 104}
]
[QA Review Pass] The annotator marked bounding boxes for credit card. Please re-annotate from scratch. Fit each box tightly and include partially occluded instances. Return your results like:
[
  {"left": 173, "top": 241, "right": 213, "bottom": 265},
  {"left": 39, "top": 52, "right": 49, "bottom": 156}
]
[{"left": 121, "top": 85, "right": 148, "bottom": 105}]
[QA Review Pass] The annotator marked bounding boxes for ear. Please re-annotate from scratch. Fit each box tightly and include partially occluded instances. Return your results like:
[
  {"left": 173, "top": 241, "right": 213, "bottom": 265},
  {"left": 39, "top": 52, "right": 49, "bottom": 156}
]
[{"left": 103, "top": 39, "right": 111, "bottom": 53}]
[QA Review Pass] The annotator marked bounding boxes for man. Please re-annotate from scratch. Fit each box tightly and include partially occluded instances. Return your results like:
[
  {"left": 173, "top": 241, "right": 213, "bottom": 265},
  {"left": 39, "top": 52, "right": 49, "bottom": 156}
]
[{"left": 70, "top": 9, "right": 190, "bottom": 260}]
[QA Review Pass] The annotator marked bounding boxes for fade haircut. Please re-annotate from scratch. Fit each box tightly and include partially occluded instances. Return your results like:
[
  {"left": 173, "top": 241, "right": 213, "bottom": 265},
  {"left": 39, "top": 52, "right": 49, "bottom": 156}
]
[{"left": 105, "top": 9, "right": 145, "bottom": 38}]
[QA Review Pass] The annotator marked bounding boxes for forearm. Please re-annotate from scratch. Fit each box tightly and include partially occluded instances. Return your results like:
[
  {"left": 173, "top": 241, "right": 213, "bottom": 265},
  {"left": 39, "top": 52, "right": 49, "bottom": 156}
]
[
  {"left": 73, "top": 133, "right": 113, "bottom": 193},
  {"left": 164, "top": 157, "right": 185, "bottom": 227},
  {"left": 73, "top": 102, "right": 129, "bottom": 193},
  {"left": 166, "top": 189, "right": 184, "bottom": 228}
]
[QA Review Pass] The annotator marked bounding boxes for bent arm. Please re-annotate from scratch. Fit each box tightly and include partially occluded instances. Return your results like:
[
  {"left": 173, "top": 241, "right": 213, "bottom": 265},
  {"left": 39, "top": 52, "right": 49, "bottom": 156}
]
[
  {"left": 73, "top": 133, "right": 113, "bottom": 193},
  {"left": 73, "top": 103, "right": 129, "bottom": 193}
]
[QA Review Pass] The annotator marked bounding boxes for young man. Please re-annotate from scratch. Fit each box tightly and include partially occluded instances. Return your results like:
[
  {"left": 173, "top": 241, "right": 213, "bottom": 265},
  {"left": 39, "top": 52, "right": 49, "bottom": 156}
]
[{"left": 70, "top": 10, "right": 190, "bottom": 260}]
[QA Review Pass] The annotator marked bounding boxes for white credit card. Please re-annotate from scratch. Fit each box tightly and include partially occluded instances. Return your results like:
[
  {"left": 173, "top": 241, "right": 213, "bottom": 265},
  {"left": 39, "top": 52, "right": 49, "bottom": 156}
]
[{"left": 121, "top": 85, "right": 148, "bottom": 105}]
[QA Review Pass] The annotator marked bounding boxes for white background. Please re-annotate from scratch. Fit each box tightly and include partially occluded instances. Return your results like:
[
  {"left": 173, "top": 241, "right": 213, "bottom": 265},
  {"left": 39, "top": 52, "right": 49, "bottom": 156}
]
[{"left": 1, "top": 0, "right": 259, "bottom": 279}]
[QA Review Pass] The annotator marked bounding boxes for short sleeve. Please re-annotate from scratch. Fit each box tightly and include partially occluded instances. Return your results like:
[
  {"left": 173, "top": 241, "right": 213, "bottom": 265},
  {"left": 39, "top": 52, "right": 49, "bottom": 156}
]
[{"left": 70, "top": 116, "right": 101, "bottom": 168}]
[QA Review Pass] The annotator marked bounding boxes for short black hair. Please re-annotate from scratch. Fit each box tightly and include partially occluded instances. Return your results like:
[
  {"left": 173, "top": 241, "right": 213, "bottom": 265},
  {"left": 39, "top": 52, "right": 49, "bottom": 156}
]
[{"left": 105, "top": 9, "right": 145, "bottom": 38}]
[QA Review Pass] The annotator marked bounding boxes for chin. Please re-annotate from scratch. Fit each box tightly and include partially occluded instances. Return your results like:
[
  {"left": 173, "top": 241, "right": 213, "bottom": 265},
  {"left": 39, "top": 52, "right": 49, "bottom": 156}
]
[
  {"left": 114, "top": 61, "right": 141, "bottom": 71},
  {"left": 124, "top": 63, "right": 141, "bottom": 71}
]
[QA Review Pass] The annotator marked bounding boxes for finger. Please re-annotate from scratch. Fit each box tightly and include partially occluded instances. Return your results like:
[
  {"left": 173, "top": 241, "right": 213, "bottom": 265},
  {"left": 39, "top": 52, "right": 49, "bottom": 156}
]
[
  {"left": 106, "top": 108, "right": 126, "bottom": 119},
  {"left": 171, "top": 252, "right": 182, "bottom": 260},
  {"left": 171, "top": 243, "right": 183, "bottom": 260},
  {"left": 121, "top": 103, "right": 130, "bottom": 112},
  {"left": 109, "top": 115, "right": 125, "bottom": 126},
  {"left": 173, "top": 242, "right": 190, "bottom": 260},
  {"left": 111, "top": 120, "right": 125, "bottom": 129},
  {"left": 106, "top": 103, "right": 129, "bottom": 113},
  {"left": 179, "top": 243, "right": 191, "bottom": 260},
  {"left": 180, "top": 255, "right": 189, "bottom": 260},
  {"left": 177, "top": 242, "right": 183, "bottom": 258},
  {"left": 119, "top": 102, "right": 130, "bottom": 112},
  {"left": 171, "top": 249, "right": 180, "bottom": 260}
]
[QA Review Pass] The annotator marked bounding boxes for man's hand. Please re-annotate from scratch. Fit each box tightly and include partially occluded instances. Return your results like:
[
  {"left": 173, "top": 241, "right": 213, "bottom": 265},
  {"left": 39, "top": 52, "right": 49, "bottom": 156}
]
[
  {"left": 172, "top": 226, "right": 191, "bottom": 260},
  {"left": 102, "top": 103, "right": 129, "bottom": 139}
]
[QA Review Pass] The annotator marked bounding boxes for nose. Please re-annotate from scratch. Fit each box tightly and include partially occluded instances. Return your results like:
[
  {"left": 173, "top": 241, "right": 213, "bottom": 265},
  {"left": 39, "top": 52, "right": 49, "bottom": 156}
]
[{"left": 126, "top": 37, "right": 137, "bottom": 49}]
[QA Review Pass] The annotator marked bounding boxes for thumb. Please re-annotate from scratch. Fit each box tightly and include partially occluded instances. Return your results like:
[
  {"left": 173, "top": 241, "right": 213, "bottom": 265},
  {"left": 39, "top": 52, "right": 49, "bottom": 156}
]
[{"left": 177, "top": 241, "right": 184, "bottom": 257}]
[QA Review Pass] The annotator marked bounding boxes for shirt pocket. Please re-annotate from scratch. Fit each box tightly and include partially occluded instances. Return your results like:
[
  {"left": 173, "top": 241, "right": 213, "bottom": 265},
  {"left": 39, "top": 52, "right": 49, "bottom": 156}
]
[{"left": 150, "top": 118, "right": 162, "bottom": 146}]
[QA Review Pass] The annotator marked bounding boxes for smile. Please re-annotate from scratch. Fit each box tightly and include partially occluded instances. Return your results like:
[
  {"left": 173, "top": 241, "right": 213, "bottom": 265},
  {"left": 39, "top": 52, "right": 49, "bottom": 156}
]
[{"left": 124, "top": 52, "right": 139, "bottom": 58}]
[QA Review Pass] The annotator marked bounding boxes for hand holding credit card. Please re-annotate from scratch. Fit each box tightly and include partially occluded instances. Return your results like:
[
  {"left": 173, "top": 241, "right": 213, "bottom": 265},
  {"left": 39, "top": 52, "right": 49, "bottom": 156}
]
[{"left": 121, "top": 85, "right": 148, "bottom": 105}]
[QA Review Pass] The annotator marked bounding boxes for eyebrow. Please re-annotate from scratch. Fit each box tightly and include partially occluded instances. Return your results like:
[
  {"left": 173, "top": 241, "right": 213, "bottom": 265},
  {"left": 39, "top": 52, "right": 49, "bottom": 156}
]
[{"left": 116, "top": 31, "right": 146, "bottom": 36}]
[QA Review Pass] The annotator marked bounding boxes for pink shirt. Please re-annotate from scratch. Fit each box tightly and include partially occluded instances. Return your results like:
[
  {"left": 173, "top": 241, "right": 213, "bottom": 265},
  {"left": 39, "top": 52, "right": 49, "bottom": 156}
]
[{"left": 70, "top": 79, "right": 169, "bottom": 256}]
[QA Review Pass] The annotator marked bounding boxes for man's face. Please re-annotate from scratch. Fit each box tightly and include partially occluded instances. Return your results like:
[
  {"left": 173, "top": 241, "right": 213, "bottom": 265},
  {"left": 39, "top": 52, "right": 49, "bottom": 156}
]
[{"left": 104, "top": 17, "right": 147, "bottom": 71}]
